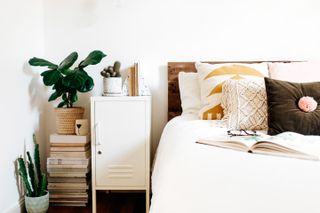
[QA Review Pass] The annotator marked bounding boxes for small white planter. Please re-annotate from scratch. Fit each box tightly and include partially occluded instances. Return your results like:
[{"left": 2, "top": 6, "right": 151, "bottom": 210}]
[
  {"left": 103, "top": 77, "right": 122, "bottom": 96},
  {"left": 25, "top": 191, "right": 49, "bottom": 213}
]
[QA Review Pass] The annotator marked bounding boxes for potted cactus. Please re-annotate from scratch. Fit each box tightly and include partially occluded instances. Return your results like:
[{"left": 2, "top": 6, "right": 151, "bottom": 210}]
[
  {"left": 28, "top": 50, "right": 106, "bottom": 134},
  {"left": 18, "top": 134, "right": 48, "bottom": 213},
  {"left": 101, "top": 61, "right": 122, "bottom": 96}
]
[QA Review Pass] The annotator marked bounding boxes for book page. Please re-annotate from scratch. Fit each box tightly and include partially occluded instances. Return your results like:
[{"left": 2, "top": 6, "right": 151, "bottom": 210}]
[
  {"left": 255, "top": 132, "right": 320, "bottom": 158},
  {"left": 197, "top": 135, "right": 264, "bottom": 152}
]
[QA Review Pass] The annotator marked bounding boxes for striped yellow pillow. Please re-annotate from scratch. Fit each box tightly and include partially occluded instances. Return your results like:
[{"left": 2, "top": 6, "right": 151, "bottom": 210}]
[{"left": 195, "top": 62, "right": 269, "bottom": 120}]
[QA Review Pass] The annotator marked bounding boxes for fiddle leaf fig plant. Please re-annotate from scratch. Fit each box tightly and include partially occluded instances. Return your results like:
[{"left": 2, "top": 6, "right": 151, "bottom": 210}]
[{"left": 29, "top": 50, "right": 106, "bottom": 108}]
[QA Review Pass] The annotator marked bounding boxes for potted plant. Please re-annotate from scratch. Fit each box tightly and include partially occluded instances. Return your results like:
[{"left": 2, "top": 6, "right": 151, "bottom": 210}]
[
  {"left": 100, "top": 61, "right": 122, "bottom": 96},
  {"left": 18, "top": 134, "right": 48, "bottom": 213},
  {"left": 29, "top": 50, "right": 106, "bottom": 134}
]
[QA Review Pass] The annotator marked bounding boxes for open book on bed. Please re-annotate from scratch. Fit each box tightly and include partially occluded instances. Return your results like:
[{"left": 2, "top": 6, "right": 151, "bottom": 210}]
[{"left": 197, "top": 132, "right": 320, "bottom": 160}]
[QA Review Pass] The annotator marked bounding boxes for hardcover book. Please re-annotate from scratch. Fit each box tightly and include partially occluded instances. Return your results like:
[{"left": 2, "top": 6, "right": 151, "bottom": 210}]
[
  {"left": 48, "top": 182, "right": 89, "bottom": 190},
  {"left": 50, "top": 134, "right": 90, "bottom": 144},
  {"left": 50, "top": 149, "right": 91, "bottom": 158},
  {"left": 197, "top": 132, "right": 320, "bottom": 160},
  {"left": 48, "top": 172, "right": 87, "bottom": 178},
  {"left": 47, "top": 167, "right": 90, "bottom": 173},
  {"left": 48, "top": 177, "right": 87, "bottom": 183},
  {"left": 47, "top": 157, "right": 90, "bottom": 165},
  {"left": 50, "top": 144, "right": 90, "bottom": 152}
]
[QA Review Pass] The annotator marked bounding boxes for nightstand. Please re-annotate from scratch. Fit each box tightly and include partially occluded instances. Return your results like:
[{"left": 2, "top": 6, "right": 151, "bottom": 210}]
[{"left": 91, "top": 96, "right": 151, "bottom": 213}]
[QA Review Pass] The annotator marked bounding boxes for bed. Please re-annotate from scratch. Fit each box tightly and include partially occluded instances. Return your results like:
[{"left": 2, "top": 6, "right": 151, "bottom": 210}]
[{"left": 150, "top": 61, "right": 320, "bottom": 213}]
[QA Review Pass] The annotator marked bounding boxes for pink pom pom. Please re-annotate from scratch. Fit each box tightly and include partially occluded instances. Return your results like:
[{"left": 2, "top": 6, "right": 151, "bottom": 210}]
[{"left": 298, "top": 96, "right": 317, "bottom": 112}]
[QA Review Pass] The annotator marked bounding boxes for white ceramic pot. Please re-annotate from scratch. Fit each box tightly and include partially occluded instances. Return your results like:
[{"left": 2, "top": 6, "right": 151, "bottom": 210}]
[
  {"left": 103, "top": 77, "right": 122, "bottom": 95},
  {"left": 25, "top": 191, "right": 49, "bottom": 213}
]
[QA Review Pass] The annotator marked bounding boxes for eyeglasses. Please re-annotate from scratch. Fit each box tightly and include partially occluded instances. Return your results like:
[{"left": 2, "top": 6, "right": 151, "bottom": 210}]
[{"left": 227, "top": 129, "right": 259, "bottom": 137}]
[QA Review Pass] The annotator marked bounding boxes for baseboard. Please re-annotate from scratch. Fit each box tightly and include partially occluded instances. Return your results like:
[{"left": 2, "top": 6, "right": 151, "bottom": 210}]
[{"left": 4, "top": 197, "right": 25, "bottom": 213}]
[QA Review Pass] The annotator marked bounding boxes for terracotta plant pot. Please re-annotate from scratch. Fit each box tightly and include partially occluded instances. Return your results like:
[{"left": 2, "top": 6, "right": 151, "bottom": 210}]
[
  {"left": 55, "top": 107, "right": 84, "bottom": 135},
  {"left": 25, "top": 191, "right": 49, "bottom": 213}
]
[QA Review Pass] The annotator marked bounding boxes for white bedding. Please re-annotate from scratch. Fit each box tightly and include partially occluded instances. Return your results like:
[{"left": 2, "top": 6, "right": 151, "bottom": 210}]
[{"left": 150, "top": 114, "right": 320, "bottom": 213}]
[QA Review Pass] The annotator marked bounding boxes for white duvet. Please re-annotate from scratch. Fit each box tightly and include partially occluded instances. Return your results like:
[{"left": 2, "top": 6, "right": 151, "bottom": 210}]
[{"left": 150, "top": 114, "right": 320, "bottom": 213}]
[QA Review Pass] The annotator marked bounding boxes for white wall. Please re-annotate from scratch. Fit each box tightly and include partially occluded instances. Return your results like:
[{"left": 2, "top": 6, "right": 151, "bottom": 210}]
[
  {"left": 43, "top": 0, "right": 320, "bottom": 155},
  {"left": 0, "top": 1, "right": 45, "bottom": 212}
]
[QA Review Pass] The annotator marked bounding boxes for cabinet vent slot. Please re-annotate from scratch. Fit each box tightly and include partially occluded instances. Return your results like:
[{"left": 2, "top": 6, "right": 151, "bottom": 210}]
[{"left": 107, "top": 165, "right": 133, "bottom": 179}]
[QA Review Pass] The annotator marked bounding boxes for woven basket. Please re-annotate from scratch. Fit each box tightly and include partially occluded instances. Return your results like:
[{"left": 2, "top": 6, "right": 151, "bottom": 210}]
[{"left": 54, "top": 107, "right": 85, "bottom": 135}]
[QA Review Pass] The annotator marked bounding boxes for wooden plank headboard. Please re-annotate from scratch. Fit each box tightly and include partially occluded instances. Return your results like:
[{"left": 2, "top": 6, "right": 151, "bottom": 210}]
[{"left": 167, "top": 61, "right": 294, "bottom": 121}]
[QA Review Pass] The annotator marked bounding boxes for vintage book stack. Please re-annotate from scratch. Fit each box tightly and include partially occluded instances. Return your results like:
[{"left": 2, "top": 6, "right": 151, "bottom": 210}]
[{"left": 47, "top": 134, "right": 91, "bottom": 207}]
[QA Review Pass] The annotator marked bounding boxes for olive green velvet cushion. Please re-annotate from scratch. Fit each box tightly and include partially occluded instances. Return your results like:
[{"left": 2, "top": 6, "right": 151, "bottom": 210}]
[{"left": 264, "top": 77, "right": 320, "bottom": 135}]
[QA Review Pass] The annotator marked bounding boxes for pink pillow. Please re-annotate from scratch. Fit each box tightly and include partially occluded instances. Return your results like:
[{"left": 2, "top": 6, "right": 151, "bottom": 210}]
[{"left": 268, "top": 62, "right": 320, "bottom": 83}]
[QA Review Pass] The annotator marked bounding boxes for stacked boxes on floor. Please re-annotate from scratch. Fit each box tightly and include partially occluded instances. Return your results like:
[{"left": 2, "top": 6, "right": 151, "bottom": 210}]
[{"left": 47, "top": 134, "right": 91, "bottom": 207}]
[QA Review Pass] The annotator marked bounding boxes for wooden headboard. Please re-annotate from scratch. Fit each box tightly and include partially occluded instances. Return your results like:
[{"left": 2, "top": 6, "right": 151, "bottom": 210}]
[{"left": 167, "top": 61, "right": 294, "bottom": 121}]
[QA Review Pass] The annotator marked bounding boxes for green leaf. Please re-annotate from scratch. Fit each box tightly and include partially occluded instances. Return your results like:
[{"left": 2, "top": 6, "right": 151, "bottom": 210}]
[
  {"left": 42, "top": 70, "right": 62, "bottom": 86},
  {"left": 58, "top": 52, "right": 78, "bottom": 74},
  {"left": 48, "top": 91, "right": 62, "bottom": 102},
  {"left": 57, "top": 101, "right": 67, "bottom": 108},
  {"left": 79, "top": 50, "right": 106, "bottom": 68},
  {"left": 29, "top": 57, "right": 58, "bottom": 69},
  {"left": 61, "top": 68, "right": 74, "bottom": 75},
  {"left": 78, "top": 76, "right": 94, "bottom": 92},
  {"left": 62, "top": 69, "right": 88, "bottom": 88},
  {"left": 40, "top": 70, "right": 51, "bottom": 77}
]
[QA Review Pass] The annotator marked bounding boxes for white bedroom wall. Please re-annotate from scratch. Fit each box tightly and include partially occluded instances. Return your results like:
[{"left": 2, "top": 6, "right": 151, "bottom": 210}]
[
  {"left": 0, "top": 0, "right": 46, "bottom": 212},
  {"left": 43, "top": 0, "right": 320, "bottom": 155}
]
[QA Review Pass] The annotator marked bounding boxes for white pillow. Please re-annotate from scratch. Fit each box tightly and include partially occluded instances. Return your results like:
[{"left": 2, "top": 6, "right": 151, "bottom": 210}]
[
  {"left": 178, "top": 72, "right": 201, "bottom": 114},
  {"left": 221, "top": 78, "right": 267, "bottom": 130},
  {"left": 195, "top": 62, "right": 269, "bottom": 120}
]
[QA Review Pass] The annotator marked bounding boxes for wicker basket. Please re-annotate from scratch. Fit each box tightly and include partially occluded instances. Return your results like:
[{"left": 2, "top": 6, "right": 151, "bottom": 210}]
[{"left": 54, "top": 107, "right": 85, "bottom": 135}]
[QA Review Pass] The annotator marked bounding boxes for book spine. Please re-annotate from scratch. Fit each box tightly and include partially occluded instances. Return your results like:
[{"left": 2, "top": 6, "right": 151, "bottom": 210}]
[
  {"left": 50, "top": 134, "right": 89, "bottom": 143},
  {"left": 50, "top": 146, "right": 89, "bottom": 152},
  {"left": 132, "top": 66, "right": 136, "bottom": 96},
  {"left": 47, "top": 158, "right": 89, "bottom": 165},
  {"left": 134, "top": 62, "right": 139, "bottom": 96}
]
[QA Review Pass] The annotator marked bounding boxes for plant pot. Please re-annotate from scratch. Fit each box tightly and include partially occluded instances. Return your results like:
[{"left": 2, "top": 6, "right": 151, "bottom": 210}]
[
  {"left": 55, "top": 107, "right": 84, "bottom": 135},
  {"left": 103, "top": 77, "right": 122, "bottom": 96},
  {"left": 25, "top": 191, "right": 49, "bottom": 213}
]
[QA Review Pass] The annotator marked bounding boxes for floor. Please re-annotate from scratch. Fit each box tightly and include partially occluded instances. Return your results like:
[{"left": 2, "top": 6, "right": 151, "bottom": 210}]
[{"left": 48, "top": 192, "right": 146, "bottom": 213}]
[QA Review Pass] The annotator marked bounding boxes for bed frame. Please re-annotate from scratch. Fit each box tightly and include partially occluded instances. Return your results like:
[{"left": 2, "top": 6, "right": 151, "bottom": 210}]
[{"left": 167, "top": 61, "right": 295, "bottom": 121}]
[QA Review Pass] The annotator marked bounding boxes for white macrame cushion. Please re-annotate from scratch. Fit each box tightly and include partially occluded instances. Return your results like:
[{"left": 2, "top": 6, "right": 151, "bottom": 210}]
[{"left": 221, "top": 78, "right": 267, "bottom": 130}]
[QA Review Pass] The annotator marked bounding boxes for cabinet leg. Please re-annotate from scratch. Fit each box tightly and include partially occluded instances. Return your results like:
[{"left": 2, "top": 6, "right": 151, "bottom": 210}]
[
  {"left": 92, "top": 189, "right": 96, "bottom": 213},
  {"left": 146, "top": 189, "right": 150, "bottom": 213}
]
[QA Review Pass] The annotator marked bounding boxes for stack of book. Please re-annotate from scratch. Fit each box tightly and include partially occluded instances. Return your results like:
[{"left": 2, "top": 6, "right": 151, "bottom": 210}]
[{"left": 47, "top": 134, "right": 91, "bottom": 207}]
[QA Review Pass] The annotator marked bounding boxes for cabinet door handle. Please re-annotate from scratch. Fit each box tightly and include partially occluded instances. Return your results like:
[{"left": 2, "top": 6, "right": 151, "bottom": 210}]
[{"left": 94, "top": 122, "right": 101, "bottom": 146}]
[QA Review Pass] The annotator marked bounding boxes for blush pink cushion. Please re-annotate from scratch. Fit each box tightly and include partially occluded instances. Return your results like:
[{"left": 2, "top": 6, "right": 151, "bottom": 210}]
[{"left": 268, "top": 62, "right": 320, "bottom": 83}]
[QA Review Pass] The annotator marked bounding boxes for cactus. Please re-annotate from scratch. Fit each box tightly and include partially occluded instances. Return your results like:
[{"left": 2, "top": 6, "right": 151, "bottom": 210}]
[
  {"left": 39, "top": 174, "right": 47, "bottom": 196},
  {"left": 17, "top": 134, "right": 47, "bottom": 197},
  {"left": 33, "top": 134, "right": 42, "bottom": 195},
  {"left": 26, "top": 152, "right": 37, "bottom": 196},
  {"left": 113, "top": 61, "right": 121, "bottom": 77},
  {"left": 100, "top": 61, "right": 121, "bottom": 78},
  {"left": 18, "top": 158, "right": 33, "bottom": 197}
]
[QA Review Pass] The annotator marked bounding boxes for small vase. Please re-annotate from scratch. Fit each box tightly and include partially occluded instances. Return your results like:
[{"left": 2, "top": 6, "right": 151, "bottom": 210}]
[
  {"left": 103, "top": 77, "right": 122, "bottom": 96},
  {"left": 25, "top": 191, "right": 49, "bottom": 213}
]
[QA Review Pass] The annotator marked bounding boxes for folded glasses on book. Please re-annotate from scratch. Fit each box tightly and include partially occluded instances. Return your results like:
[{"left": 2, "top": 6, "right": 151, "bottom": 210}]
[{"left": 227, "top": 129, "right": 259, "bottom": 137}]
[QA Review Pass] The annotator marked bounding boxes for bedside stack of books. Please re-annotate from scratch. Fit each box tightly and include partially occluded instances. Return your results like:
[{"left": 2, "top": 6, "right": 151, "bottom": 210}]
[{"left": 47, "top": 134, "right": 91, "bottom": 207}]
